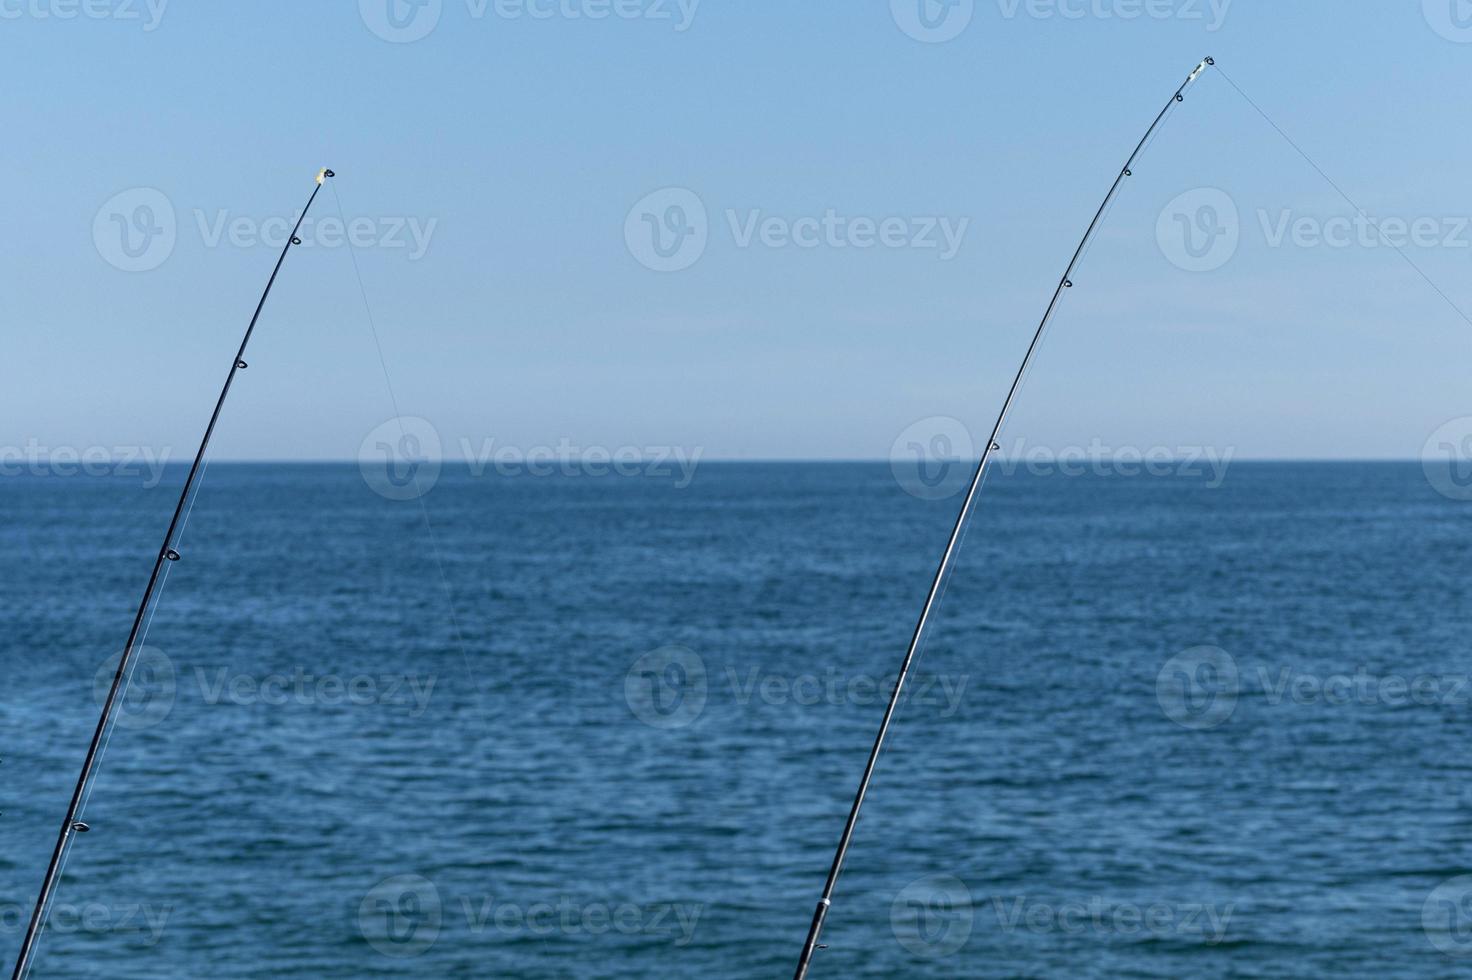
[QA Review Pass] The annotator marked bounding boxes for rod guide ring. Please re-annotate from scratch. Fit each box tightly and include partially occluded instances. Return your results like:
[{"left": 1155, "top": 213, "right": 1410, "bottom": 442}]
[
  {"left": 291, "top": 236, "right": 303, "bottom": 245},
  {"left": 165, "top": 549, "right": 181, "bottom": 562}
]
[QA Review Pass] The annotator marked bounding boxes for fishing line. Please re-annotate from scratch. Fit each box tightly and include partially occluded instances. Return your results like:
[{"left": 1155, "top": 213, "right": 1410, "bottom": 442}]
[
  {"left": 325, "top": 180, "right": 486, "bottom": 698},
  {"left": 10, "top": 169, "right": 335, "bottom": 980},
  {"left": 1213, "top": 65, "right": 1472, "bottom": 330},
  {"left": 790, "top": 58, "right": 1216, "bottom": 980},
  {"left": 327, "top": 181, "right": 568, "bottom": 966}
]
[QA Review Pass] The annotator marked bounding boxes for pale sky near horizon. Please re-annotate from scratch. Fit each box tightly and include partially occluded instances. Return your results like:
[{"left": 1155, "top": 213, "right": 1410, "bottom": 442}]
[{"left": 5, "top": 1, "right": 1472, "bottom": 461}]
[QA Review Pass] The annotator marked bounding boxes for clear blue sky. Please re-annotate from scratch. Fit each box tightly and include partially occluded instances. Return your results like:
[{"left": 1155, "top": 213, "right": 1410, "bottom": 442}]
[{"left": 4, "top": 1, "right": 1472, "bottom": 460}]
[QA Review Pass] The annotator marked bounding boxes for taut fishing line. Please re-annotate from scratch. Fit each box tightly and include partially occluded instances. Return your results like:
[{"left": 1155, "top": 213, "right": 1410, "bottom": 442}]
[
  {"left": 1211, "top": 66, "right": 1472, "bottom": 329},
  {"left": 326, "top": 179, "right": 486, "bottom": 697},
  {"left": 327, "top": 180, "right": 566, "bottom": 966}
]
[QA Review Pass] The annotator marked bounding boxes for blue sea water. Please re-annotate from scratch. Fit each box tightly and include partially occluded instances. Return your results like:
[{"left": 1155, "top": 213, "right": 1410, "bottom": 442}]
[{"left": 4, "top": 461, "right": 1472, "bottom": 978}]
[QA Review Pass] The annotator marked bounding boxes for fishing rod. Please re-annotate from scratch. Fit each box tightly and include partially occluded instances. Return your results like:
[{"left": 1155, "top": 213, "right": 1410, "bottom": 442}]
[
  {"left": 9, "top": 167, "right": 335, "bottom": 980},
  {"left": 791, "top": 58, "right": 1214, "bottom": 979}
]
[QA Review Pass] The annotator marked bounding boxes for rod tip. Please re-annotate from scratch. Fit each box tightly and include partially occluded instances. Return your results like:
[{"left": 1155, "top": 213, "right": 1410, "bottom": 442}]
[{"left": 316, "top": 168, "right": 335, "bottom": 184}]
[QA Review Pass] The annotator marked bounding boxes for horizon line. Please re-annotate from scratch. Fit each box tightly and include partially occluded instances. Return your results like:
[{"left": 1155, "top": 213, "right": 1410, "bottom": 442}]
[{"left": 32, "top": 456, "right": 1445, "bottom": 465}]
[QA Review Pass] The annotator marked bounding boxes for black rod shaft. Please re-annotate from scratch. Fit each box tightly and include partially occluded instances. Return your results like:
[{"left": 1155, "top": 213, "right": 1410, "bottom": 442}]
[
  {"left": 791, "top": 60, "right": 1213, "bottom": 980},
  {"left": 10, "top": 169, "right": 333, "bottom": 980}
]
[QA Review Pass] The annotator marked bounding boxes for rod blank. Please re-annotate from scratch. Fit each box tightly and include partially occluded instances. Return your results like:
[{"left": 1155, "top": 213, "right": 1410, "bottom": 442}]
[
  {"left": 9, "top": 169, "right": 334, "bottom": 980},
  {"left": 791, "top": 60, "right": 1213, "bottom": 980}
]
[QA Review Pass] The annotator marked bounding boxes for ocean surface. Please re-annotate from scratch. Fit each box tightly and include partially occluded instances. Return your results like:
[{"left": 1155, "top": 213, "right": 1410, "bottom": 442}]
[{"left": 4, "top": 461, "right": 1472, "bottom": 978}]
